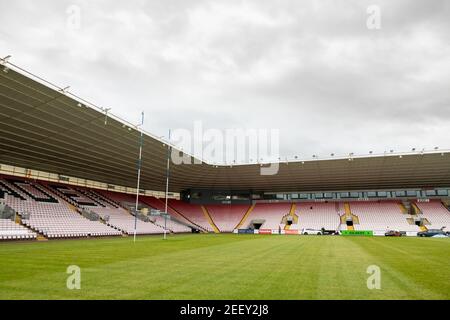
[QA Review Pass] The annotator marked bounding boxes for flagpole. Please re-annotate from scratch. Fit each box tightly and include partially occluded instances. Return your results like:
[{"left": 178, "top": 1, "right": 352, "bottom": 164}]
[
  {"left": 134, "top": 112, "right": 144, "bottom": 243},
  {"left": 164, "top": 129, "right": 171, "bottom": 240}
]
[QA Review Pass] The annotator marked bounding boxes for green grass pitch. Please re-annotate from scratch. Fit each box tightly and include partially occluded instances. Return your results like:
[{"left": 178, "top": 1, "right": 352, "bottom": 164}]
[{"left": 0, "top": 234, "right": 449, "bottom": 300}]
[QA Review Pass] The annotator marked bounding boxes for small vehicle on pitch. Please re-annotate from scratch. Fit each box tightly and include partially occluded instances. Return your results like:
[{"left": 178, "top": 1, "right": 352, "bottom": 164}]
[
  {"left": 417, "top": 228, "right": 447, "bottom": 237},
  {"left": 385, "top": 230, "right": 402, "bottom": 237},
  {"left": 301, "top": 228, "right": 339, "bottom": 235},
  {"left": 301, "top": 228, "right": 322, "bottom": 235}
]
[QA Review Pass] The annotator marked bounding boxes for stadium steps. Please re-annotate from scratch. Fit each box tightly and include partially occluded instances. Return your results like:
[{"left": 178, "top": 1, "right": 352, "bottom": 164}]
[
  {"left": 282, "top": 213, "right": 291, "bottom": 230},
  {"left": 344, "top": 202, "right": 355, "bottom": 232},
  {"left": 15, "top": 208, "right": 48, "bottom": 242},
  {"left": 201, "top": 206, "right": 220, "bottom": 233},
  {"left": 411, "top": 203, "right": 422, "bottom": 215},
  {"left": 14, "top": 211, "right": 46, "bottom": 240},
  {"left": 66, "top": 203, "right": 79, "bottom": 214},
  {"left": 36, "top": 235, "right": 48, "bottom": 241},
  {"left": 282, "top": 204, "right": 298, "bottom": 230},
  {"left": 281, "top": 214, "right": 291, "bottom": 230},
  {"left": 399, "top": 203, "right": 408, "bottom": 214},
  {"left": 344, "top": 203, "right": 359, "bottom": 230},
  {"left": 408, "top": 202, "right": 432, "bottom": 226},
  {"left": 344, "top": 203, "right": 351, "bottom": 216},
  {"left": 235, "top": 204, "right": 256, "bottom": 229},
  {"left": 406, "top": 217, "right": 430, "bottom": 228},
  {"left": 290, "top": 203, "right": 297, "bottom": 222}
]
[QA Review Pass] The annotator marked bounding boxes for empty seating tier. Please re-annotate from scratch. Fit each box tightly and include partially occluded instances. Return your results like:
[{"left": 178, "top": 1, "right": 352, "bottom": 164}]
[
  {"left": 206, "top": 204, "right": 250, "bottom": 232},
  {"left": 93, "top": 207, "right": 165, "bottom": 235},
  {"left": 415, "top": 200, "right": 450, "bottom": 231},
  {"left": 168, "top": 199, "right": 213, "bottom": 232},
  {"left": 97, "top": 192, "right": 192, "bottom": 233},
  {"left": 140, "top": 196, "right": 199, "bottom": 231},
  {"left": 350, "top": 201, "right": 420, "bottom": 232},
  {"left": 295, "top": 202, "right": 341, "bottom": 231},
  {"left": 241, "top": 203, "right": 291, "bottom": 230},
  {"left": 0, "top": 218, "right": 37, "bottom": 240},
  {"left": 2, "top": 179, "right": 121, "bottom": 238},
  {"left": 2, "top": 175, "right": 448, "bottom": 237}
]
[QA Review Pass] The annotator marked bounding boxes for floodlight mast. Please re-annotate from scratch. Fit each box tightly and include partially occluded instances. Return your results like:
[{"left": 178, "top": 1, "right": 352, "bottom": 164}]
[
  {"left": 134, "top": 112, "right": 145, "bottom": 243},
  {"left": 163, "top": 129, "right": 172, "bottom": 240}
]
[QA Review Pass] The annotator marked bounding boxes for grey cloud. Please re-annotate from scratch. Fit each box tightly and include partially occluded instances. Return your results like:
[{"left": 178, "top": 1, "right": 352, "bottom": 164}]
[{"left": 0, "top": 0, "right": 449, "bottom": 161}]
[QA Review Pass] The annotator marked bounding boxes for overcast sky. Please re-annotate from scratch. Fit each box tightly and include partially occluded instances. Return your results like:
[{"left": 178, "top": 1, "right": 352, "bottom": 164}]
[{"left": 1, "top": 0, "right": 449, "bottom": 162}]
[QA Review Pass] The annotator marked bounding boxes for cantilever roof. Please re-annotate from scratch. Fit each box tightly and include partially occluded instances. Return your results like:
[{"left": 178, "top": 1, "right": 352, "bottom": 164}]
[{"left": 1, "top": 62, "right": 450, "bottom": 193}]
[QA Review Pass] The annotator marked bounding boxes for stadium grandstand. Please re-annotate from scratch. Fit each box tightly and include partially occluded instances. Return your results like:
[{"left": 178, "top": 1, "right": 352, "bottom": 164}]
[{"left": 0, "top": 61, "right": 449, "bottom": 241}]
